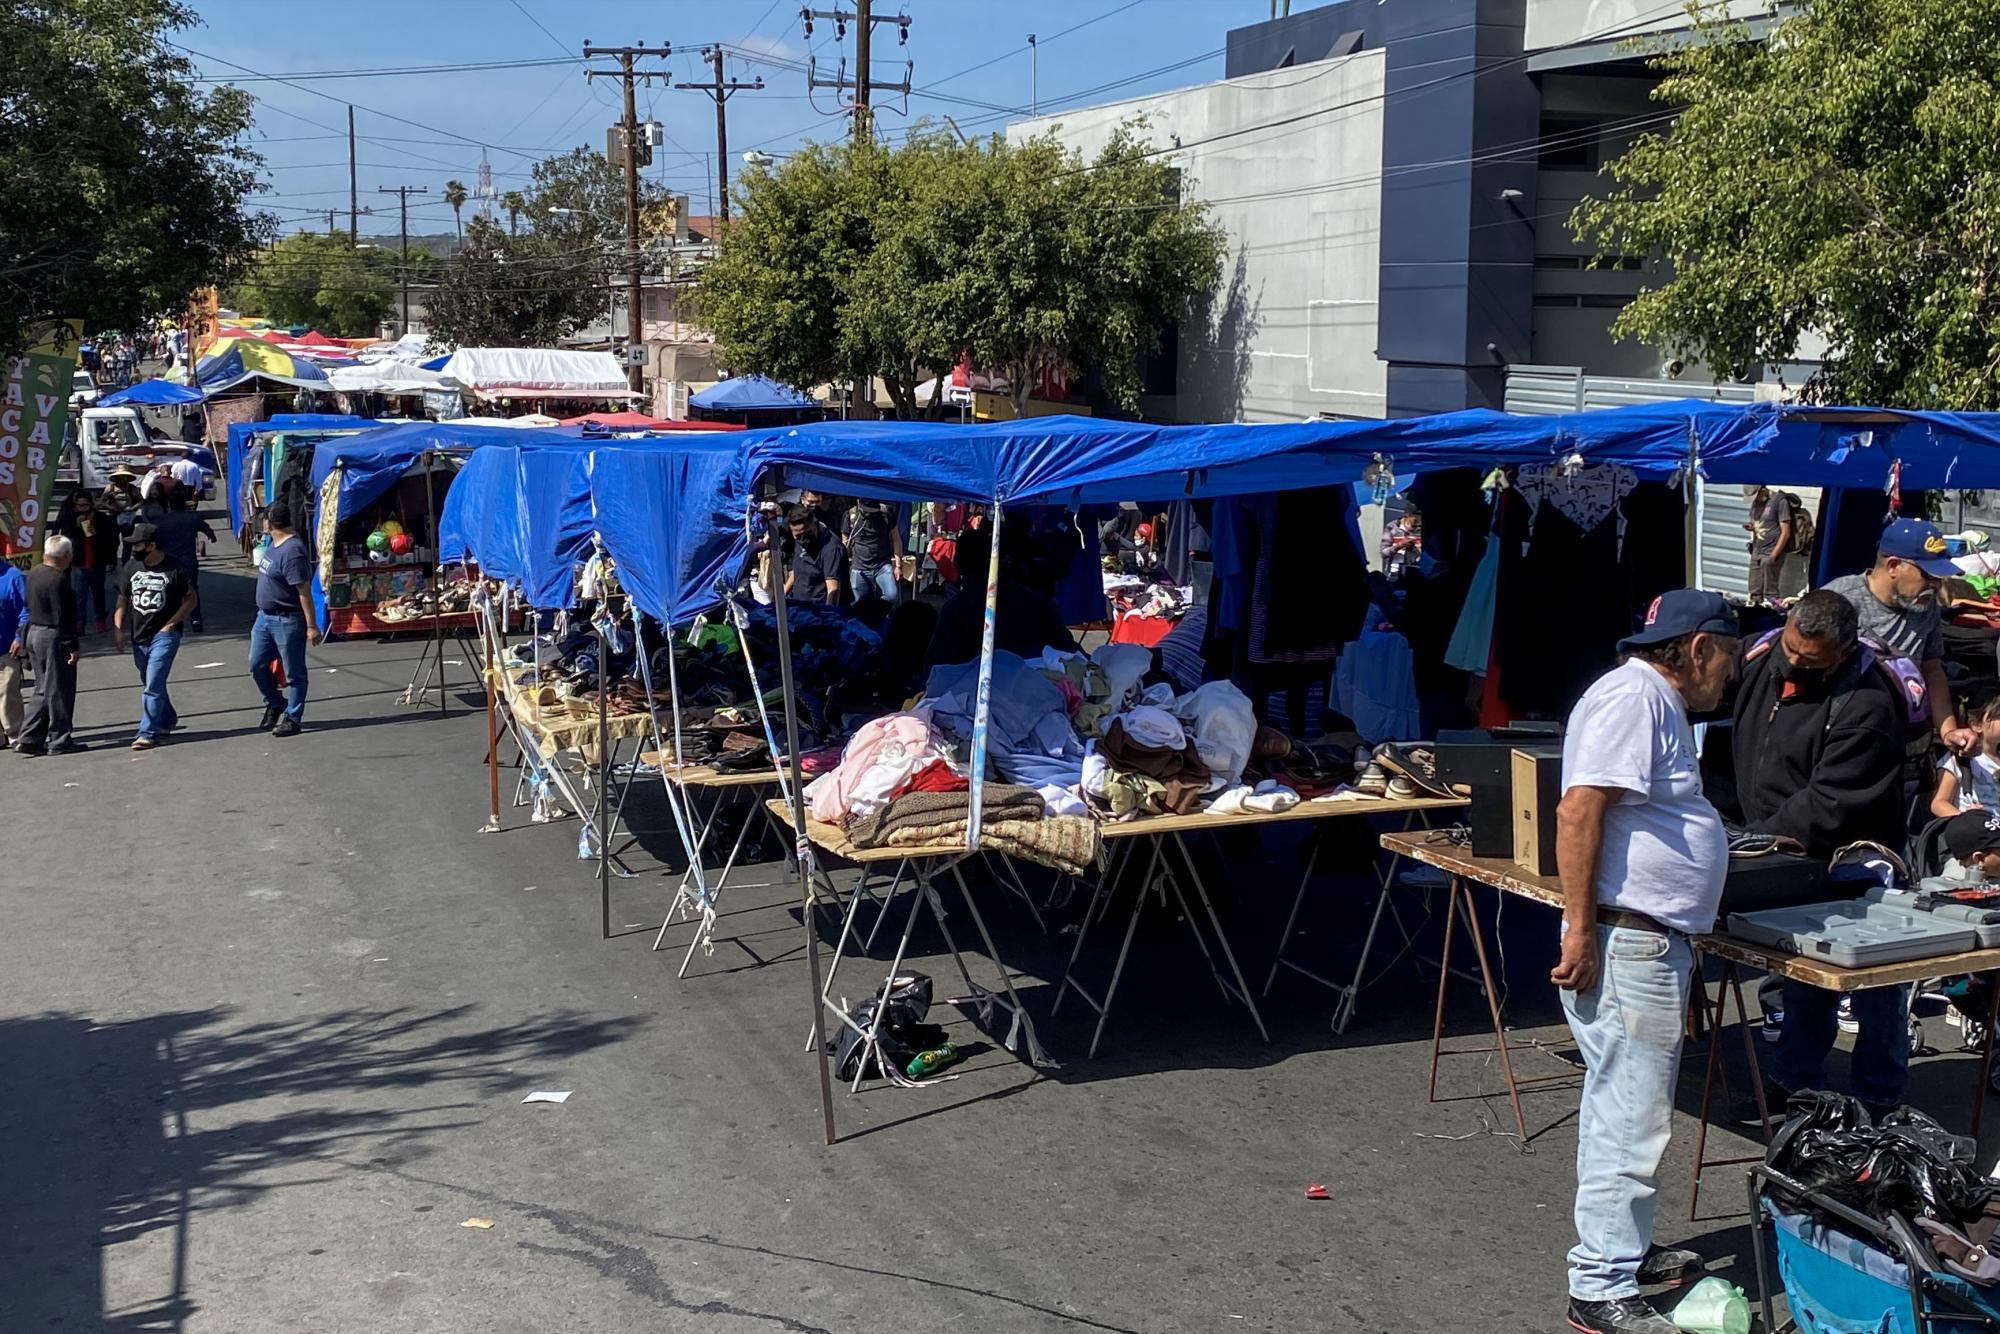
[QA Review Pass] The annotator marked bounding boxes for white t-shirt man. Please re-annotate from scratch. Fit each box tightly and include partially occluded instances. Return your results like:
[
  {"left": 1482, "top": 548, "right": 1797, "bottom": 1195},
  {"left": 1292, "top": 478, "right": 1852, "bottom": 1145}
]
[{"left": 1561, "top": 657, "right": 1730, "bottom": 935}]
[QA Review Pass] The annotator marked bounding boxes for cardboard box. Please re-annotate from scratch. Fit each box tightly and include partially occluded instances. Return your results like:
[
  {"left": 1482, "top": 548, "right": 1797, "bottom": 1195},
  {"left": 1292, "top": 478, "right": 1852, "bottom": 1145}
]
[{"left": 1512, "top": 748, "right": 1564, "bottom": 877}]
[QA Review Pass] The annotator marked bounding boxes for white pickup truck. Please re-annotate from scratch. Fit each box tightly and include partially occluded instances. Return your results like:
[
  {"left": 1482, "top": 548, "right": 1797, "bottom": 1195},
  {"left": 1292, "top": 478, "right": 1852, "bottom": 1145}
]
[{"left": 59, "top": 406, "right": 213, "bottom": 497}]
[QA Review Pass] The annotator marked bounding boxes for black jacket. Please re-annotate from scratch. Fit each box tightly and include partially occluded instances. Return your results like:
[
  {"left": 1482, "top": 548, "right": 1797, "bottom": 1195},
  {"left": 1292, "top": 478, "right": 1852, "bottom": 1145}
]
[{"left": 1731, "top": 644, "right": 1908, "bottom": 858}]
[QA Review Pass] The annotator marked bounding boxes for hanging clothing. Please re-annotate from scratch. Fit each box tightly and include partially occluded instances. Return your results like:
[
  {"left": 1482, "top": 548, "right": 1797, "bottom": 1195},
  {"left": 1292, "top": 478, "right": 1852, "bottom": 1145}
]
[
  {"left": 1444, "top": 502, "right": 1503, "bottom": 673},
  {"left": 1247, "top": 487, "right": 1369, "bottom": 665},
  {"left": 1334, "top": 612, "right": 1423, "bottom": 745}
]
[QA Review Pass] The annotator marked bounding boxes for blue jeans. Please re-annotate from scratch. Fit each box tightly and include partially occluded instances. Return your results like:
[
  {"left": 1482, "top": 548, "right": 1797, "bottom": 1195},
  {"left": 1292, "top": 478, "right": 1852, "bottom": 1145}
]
[
  {"left": 1561, "top": 924, "right": 1694, "bottom": 1301},
  {"left": 131, "top": 629, "right": 182, "bottom": 740},
  {"left": 249, "top": 611, "right": 308, "bottom": 721},
  {"left": 1773, "top": 980, "right": 1910, "bottom": 1107},
  {"left": 850, "top": 563, "right": 897, "bottom": 604}
]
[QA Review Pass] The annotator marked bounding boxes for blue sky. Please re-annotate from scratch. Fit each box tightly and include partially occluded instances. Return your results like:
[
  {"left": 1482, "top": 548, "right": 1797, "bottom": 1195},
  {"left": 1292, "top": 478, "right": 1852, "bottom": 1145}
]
[{"left": 181, "top": 0, "right": 1271, "bottom": 238}]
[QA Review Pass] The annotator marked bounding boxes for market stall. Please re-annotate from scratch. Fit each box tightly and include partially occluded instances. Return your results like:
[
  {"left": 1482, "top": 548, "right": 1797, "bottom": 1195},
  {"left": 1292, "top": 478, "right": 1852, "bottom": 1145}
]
[
  {"left": 436, "top": 347, "right": 643, "bottom": 414},
  {"left": 226, "top": 415, "right": 386, "bottom": 540},
  {"left": 688, "top": 374, "right": 819, "bottom": 427},
  {"left": 307, "top": 421, "right": 563, "bottom": 640}
]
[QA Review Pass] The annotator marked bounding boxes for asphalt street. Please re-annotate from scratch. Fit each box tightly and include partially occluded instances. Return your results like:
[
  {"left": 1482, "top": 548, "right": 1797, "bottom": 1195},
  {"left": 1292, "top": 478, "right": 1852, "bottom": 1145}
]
[{"left": 5, "top": 522, "right": 1994, "bottom": 1332}]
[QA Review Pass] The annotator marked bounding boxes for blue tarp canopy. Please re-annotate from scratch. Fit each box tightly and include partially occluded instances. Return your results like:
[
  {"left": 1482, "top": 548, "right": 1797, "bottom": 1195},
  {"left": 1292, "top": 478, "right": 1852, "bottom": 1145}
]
[
  {"left": 735, "top": 407, "right": 1747, "bottom": 507},
  {"left": 98, "top": 378, "right": 204, "bottom": 408},
  {"left": 226, "top": 415, "right": 385, "bottom": 532},
  {"left": 310, "top": 421, "right": 585, "bottom": 523},
  {"left": 589, "top": 437, "right": 750, "bottom": 626},
  {"left": 438, "top": 432, "right": 747, "bottom": 624},
  {"left": 1697, "top": 403, "right": 2000, "bottom": 489},
  {"left": 689, "top": 375, "right": 813, "bottom": 411},
  {"left": 437, "top": 436, "right": 598, "bottom": 609}
]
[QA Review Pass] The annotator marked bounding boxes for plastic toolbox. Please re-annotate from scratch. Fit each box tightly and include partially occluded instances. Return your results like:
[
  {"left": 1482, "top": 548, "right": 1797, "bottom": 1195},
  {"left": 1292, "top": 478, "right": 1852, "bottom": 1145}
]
[
  {"left": 1865, "top": 886, "right": 2000, "bottom": 947},
  {"left": 1726, "top": 900, "right": 1978, "bottom": 968}
]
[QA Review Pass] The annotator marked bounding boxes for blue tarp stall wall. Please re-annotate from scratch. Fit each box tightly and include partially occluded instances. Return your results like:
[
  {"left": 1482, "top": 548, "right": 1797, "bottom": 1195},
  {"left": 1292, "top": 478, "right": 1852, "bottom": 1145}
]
[
  {"left": 225, "top": 416, "right": 385, "bottom": 533},
  {"left": 438, "top": 439, "right": 599, "bottom": 611},
  {"left": 586, "top": 437, "right": 752, "bottom": 628}
]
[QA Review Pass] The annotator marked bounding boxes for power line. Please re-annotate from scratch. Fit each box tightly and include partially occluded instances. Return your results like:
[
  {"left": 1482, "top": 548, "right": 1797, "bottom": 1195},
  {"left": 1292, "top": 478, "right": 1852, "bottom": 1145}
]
[{"left": 191, "top": 56, "right": 574, "bottom": 83}]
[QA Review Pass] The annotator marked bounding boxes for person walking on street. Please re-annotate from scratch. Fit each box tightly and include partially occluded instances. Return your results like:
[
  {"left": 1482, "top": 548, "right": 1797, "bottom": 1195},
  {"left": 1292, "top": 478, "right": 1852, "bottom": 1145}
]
[
  {"left": 1553, "top": 590, "right": 1741, "bottom": 1334},
  {"left": 0, "top": 558, "right": 26, "bottom": 748},
  {"left": 114, "top": 522, "right": 197, "bottom": 751},
  {"left": 249, "top": 504, "right": 320, "bottom": 736},
  {"left": 17, "top": 534, "right": 83, "bottom": 755},
  {"left": 56, "top": 490, "right": 117, "bottom": 635},
  {"left": 842, "top": 498, "right": 903, "bottom": 605},
  {"left": 142, "top": 484, "right": 214, "bottom": 634}
]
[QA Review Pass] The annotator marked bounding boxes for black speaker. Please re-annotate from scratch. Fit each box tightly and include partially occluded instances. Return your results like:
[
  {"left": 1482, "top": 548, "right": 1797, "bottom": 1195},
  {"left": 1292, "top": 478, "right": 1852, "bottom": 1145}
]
[{"left": 1435, "top": 727, "right": 1564, "bottom": 858}]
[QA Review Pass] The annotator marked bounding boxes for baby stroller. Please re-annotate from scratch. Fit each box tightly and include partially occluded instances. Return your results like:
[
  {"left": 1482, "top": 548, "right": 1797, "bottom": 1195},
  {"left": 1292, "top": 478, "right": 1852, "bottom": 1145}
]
[{"left": 1751, "top": 1164, "right": 2000, "bottom": 1333}]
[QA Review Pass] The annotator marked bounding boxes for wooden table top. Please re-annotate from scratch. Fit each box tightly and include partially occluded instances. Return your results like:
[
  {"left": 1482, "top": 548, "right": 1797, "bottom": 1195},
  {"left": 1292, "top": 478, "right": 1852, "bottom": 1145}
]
[
  {"left": 1097, "top": 793, "right": 1466, "bottom": 840},
  {"left": 640, "top": 756, "right": 784, "bottom": 788},
  {"left": 1379, "top": 831, "right": 2000, "bottom": 991}
]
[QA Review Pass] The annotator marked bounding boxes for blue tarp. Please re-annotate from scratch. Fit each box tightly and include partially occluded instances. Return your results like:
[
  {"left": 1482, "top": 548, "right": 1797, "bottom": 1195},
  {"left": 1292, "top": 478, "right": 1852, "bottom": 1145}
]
[
  {"left": 437, "top": 437, "right": 598, "bottom": 610},
  {"left": 438, "top": 432, "right": 747, "bottom": 623},
  {"left": 589, "top": 438, "right": 750, "bottom": 626},
  {"left": 226, "top": 415, "right": 385, "bottom": 532},
  {"left": 689, "top": 375, "right": 813, "bottom": 411},
  {"left": 1701, "top": 404, "right": 2000, "bottom": 490},
  {"left": 97, "top": 378, "right": 204, "bottom": 408},
  {"left": 419, "top": 354, "right": 450, "bottom": 372},
  {"left": 310, "top": 421, "right": 585, "bottom": 524}
]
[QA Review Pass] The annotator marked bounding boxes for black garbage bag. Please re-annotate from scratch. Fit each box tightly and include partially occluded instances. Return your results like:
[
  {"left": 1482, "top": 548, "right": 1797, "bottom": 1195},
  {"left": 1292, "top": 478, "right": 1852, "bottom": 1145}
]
[
  {"left": 832, "top": 973, "right": 947, "bottom": 1082},
  {"left": 1767, "top": 1090, "right": 2000, "bottom": 1228}
]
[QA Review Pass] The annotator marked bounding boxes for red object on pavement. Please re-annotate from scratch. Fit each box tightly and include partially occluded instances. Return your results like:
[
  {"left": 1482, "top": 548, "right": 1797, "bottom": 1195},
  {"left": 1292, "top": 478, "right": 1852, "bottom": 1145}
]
[
  {"left": 1304, "top": 1183, "right": 1330, "bottom": 1200},
  {"left": 1107, "top": 612, "right": 1173, "bottom": 649}
]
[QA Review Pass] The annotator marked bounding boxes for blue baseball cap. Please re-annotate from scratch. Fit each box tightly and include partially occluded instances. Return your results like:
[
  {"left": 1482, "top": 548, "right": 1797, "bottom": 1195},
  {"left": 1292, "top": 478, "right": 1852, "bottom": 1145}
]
[
  {"left": 1618, "top": 589, "right": 1740, "bottom": 652},
  {"left": 1879, "top": 518, "right": 1961, "bottom": 578}
]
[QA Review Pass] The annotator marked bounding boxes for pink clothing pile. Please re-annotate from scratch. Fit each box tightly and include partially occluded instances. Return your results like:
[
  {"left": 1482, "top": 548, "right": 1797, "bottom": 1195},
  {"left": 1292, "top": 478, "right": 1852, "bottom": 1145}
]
[{"left": 804, "top": 711, "right": 960, "bottom": 823}]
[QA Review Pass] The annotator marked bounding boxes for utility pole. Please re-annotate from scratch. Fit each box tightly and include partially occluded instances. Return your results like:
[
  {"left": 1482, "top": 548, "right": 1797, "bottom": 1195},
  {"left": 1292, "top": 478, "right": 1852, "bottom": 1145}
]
[
  {"left": 1028, "top": 34, "right": 1037, "bottom": 117},
  {"left": 324, "top": 209, "right": 337, "bottom": 237},
  {"left": 348, "top": 105, "right": 359, "bottom": 248},
  {"left": 803, "top": 3, "right": 911, "bottom": 142},
  {"left": 584, "top": 41, "right": 672, "bottom": 395},
  {"left": 378, "top": 184, "right": 428, "bottom": 336},
  {"left": 678, "top": 47, "right": 762, "bottom": 224}
]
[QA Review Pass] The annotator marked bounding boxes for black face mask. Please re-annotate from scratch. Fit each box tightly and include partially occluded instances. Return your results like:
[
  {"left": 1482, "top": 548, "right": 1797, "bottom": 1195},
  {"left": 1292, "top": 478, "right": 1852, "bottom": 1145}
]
[{"left": 1775, "top": 648, "right": 1836, "bottom": 694}]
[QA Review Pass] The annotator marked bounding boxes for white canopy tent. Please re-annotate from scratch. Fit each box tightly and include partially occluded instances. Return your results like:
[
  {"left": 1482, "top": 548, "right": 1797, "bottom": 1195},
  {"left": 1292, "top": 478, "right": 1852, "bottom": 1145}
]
[
  {"left": 438, "top": 348, "right": 641, "bottom": 401},
  {"left": 327, "top": 361, "right": 461, "bottom": 395}
]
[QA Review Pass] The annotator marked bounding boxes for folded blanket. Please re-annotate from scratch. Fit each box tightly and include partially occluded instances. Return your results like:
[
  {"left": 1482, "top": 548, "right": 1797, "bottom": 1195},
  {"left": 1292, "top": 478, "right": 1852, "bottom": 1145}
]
[
  {"left": 847, "top": 785, "right": 1041, "bottom": 848},
  {"left": 875, "top": 814, "right": 1102, "bottom": 877}
]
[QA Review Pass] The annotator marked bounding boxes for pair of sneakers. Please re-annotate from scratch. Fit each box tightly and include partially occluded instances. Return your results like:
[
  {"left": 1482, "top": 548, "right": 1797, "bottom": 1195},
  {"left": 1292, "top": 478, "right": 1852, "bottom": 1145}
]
[
  {"left": 1354, "top": 742, "right": 1456, "bottom": 800},
  {"left": 260, "top": 706, "right": 301, "bottom": 738}
]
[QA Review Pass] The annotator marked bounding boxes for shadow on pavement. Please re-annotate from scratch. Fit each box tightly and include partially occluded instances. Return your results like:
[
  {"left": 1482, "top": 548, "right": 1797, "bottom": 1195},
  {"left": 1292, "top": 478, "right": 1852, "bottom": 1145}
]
[{"left": 0, "top": 1004, "right": 639, "bottom": 1331}]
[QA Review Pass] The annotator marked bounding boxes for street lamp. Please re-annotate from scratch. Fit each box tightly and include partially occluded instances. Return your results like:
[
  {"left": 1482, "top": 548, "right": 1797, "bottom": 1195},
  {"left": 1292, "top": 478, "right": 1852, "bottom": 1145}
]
[{"left": 742, "top": 150, "right": 777, "bottom": 168}]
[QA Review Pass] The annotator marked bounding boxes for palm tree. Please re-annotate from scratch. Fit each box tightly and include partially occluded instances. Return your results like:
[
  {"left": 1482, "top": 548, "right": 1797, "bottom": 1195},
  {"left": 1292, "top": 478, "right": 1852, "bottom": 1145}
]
[
  {"left": 444, "top": 179, "right": 468, "bottom": 244},
  {"left": 502, "top": 190, "right": 525, "bottom": 237}
]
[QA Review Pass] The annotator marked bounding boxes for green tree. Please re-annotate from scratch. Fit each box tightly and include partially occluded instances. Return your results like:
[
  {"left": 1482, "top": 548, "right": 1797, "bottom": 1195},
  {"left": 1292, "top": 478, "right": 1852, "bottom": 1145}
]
[
  {"left": 502, "top": 190, "right": 525, "bottom": 237},
  {"left": 424, "top": 215, "right": 606, "bottom": 348},
  {"left": 444, "top": 179, "right": 468, "bottom": 243},
  {"left": 0, "top": 0, "right": 269, "bottom": 355},
  {"left": 696, "top": 124, "right": 1224, "bottom": 418},
  {"left": 1575, "top": 0, "right": 2000, "bottom": 409},
  {"left": 225, "top": 231, "right": 395, "bottom": 336}
]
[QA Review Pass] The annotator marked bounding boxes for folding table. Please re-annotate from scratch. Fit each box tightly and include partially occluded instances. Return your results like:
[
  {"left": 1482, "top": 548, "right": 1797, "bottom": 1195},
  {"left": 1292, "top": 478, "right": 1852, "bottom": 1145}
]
[
  {"left": 1056, "top": 794, "right": 1467, "bottom": 1059},
  {"left": 1378, "top": 832, "right": 2000, "bottom": 1206}
]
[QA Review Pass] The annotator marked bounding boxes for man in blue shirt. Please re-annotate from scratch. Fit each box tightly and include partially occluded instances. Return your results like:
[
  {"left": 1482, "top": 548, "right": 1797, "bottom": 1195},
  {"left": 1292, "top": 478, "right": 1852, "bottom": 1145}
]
[
  {"left": 0, "top": 557, "right": 26, "bottom": 747},
  {"left": 248, "top": 503, "right": 321, "bottom": 737}
]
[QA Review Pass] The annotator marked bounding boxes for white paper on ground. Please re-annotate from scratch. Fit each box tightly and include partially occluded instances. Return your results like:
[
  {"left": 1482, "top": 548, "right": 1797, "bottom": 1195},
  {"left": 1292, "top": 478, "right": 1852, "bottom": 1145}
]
[
  {"left": 521, "top": 1090, "right": 572, "bottom": 1105},
  {"left": 191, "top": 661, "right": 226, "bottom": 669}
]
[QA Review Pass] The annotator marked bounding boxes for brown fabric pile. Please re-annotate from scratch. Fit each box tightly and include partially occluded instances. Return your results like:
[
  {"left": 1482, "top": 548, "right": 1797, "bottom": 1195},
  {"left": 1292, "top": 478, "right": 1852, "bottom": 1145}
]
[{"left": 845, "top": 785, "right": 1101, "bottom": 876}]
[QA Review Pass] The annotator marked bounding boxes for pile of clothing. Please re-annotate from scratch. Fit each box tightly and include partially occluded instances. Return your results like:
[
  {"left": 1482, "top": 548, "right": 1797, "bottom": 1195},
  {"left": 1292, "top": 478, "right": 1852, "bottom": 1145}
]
[
  {"left": 804, "top": 706, "right": 1102, "bottom": 875},
  {"left": 1078, "top": 681, "right": 1266, "bottom": 819},
  {"left": 923, "top": 653, "right": 1087, "bottom": 814},
  {"left": 1106, "top": 577, "right": 1194, "bottom": 623}
]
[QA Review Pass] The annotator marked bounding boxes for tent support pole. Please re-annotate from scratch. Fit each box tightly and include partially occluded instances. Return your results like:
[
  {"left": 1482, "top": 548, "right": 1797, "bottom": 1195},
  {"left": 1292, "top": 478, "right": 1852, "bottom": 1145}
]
[
  {"left": 598, "top": 617, "right": 612, "bottom": 941},
  {"left": 1683, "top": 423, "right": 1700, "bottom": 587},
  {"left": 967, "top": 500, "right": 1003, "bottom": 851},
  {"left": 425, "top": 449, "right": 446, "bottom": 713},
  {"left": 484, "top": 589, "right": 500, "bottom": 830},
  {"left": 769, "top": 503, "right": 839, "bottom": 1146}
]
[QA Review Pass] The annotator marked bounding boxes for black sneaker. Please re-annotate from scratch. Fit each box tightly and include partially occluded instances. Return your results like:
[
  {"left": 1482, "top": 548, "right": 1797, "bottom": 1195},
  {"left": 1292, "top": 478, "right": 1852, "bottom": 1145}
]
[
  {"left": 1371, "top": 743, "right": 1458, "bottom": 799},
  {"left": 1635, "top": 1246, "right": 1703, "bottom": 1287},
  {"left": 15, "top": 743, "right": 45, "bottom": 757},
  {"left": 258, "top": 706, "right": 281, "bottom": 732},
  {"left": 272, "top": 716, "right": 300, "bottom": 738},
  {"left": 1730, "top": 1077, "right": 1794, "bottom": 1129},
  {"left": 1566, "top": 1295, "right": 1679, "bottom": 1333},
  {"left": 49, "top": 740, "right": 85, "bottom": 754}
]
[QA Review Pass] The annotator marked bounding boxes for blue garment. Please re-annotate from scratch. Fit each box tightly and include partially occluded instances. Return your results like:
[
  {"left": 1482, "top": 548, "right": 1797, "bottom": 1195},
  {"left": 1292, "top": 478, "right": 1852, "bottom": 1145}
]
[
  {"left": 1774, "top": 980, "right": 1910, "bottom": 1106},
  {"left": 131, "top": 629, "right": 182, "bottom": 740},
  {"left": 922, "top": 651, "right": 1084, "bottom": 791},
  {"left": 0, "top": 564, "right": 26, "bottom": 648},
  {"left": 1208, "top": 498, "right": 1252, "bottom": 632},
  {"left": 257, "top": 536, "right": 313, "bottom": 615},
  {"left": 250, "top": 610, "right": 309, "bottom": 720},
  {"left": 1444, "top": 514, "right": 1502, "bottom": 673},
  {"left": 1561, "top": 923, "right": 1695, "bottom": 1302}
]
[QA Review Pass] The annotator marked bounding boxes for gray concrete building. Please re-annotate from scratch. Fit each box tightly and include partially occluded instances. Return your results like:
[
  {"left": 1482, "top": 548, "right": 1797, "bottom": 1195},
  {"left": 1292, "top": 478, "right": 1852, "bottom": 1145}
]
[{"left": 1009, "top": 0, "right": 1785, "bottom": 424}]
